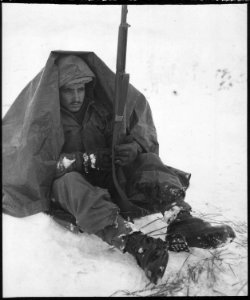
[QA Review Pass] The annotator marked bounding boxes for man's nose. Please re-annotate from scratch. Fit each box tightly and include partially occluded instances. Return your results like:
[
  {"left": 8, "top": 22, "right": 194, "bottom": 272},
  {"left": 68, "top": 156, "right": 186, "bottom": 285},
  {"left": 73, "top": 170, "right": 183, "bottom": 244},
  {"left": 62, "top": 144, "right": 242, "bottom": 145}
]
[{"left": 74, "top": 90, "right": 80, "bottom": 102}]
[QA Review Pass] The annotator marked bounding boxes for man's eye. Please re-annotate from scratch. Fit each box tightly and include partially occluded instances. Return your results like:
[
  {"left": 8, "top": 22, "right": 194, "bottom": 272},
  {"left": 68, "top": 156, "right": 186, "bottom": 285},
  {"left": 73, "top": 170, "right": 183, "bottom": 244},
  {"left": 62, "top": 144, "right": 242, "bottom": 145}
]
[{"left": 62, "top": 88, "right": 71, "bottom": 93}]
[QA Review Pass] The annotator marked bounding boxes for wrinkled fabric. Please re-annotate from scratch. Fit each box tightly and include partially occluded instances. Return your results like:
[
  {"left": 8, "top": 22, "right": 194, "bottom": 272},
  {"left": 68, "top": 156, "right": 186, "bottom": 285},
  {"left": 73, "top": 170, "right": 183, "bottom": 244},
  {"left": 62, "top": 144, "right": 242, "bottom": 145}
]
[
  {"left": 124, "top": 153, "right": 191, "bottom": 213},
  {"left": 52, "top": 172, "right": 119, "bottom": 233},
  {"left": 57, "top": 98, "right": 191, "bottom": 218},
  {"left": 57, "top": 55, "right": 95, "bottom": 88},
  {"left": 2, "top": 51, "right": 160, "bottom": 218},
  {"left": 60, "top": 100, "right": 112, "bottom": 153},
  {"left": 2, "top": 58, "right": 64, "bottom": 217}
]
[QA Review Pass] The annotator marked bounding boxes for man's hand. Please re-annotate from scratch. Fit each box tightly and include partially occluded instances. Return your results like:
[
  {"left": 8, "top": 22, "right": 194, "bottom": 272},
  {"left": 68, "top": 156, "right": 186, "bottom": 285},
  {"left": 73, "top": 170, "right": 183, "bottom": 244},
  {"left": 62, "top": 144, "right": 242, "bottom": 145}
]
[
  {"left": 56, "top": 149, "right": 112, "bottom": 177},
  {"left": 55, "top": 152, "right": 83, "bottom": 178},
  {"left": 114, "top": 140, "right": 140, "bottom": 166}
]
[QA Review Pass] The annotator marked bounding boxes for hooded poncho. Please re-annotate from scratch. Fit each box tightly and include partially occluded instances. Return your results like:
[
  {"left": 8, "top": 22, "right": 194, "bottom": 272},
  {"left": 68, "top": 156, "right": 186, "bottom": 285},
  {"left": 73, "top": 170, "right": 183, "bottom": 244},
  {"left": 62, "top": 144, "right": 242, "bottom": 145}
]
[{"left": 2, "top": 51, "right": 162, "bottom": 217}]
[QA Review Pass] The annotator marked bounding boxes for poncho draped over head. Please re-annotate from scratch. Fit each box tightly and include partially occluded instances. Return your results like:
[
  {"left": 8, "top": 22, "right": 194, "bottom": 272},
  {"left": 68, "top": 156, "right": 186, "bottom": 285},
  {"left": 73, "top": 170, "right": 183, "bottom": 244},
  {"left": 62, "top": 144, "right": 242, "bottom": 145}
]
[
  {"left": 57, "top": 54, "right": 95, "bottom": 87},
  {"left": 2, "top": 51, "right": 160, "bottom": 217}
]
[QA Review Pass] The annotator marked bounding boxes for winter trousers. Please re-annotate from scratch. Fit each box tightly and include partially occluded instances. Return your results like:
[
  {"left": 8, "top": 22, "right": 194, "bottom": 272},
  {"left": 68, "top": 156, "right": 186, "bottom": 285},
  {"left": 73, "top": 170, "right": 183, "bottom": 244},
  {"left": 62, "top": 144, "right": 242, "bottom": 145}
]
[
  {"left": 52, "top": 153, "right": 192, "bottom": 248},
  {"left": 52, "top": 171, "right": 132, "bottom": 249}
]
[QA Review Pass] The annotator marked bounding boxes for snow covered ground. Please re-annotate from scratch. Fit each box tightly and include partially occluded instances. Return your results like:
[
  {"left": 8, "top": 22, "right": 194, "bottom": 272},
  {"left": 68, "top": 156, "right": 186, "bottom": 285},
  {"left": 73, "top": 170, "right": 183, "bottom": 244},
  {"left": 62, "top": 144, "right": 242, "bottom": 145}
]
[{"left": 2, "top": 4, "right": 247, "bottom": 297}]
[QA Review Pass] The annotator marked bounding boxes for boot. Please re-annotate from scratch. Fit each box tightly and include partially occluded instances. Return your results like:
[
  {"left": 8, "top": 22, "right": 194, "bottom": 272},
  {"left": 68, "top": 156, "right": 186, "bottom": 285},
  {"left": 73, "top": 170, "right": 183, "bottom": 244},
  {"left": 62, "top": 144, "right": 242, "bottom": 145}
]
[
  {"left": 166, "top": 211, "right": 236, "bottom": 249},
  {"left": 123, "top": 231, "right": 169, "bottom": 284}
]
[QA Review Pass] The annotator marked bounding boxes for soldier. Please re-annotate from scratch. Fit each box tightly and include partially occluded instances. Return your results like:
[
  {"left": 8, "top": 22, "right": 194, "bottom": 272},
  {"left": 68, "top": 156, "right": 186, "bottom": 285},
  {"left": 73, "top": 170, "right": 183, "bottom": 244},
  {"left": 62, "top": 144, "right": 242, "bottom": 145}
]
[{"left": 2, "top": 53, "right": 235, "bottom": 284}]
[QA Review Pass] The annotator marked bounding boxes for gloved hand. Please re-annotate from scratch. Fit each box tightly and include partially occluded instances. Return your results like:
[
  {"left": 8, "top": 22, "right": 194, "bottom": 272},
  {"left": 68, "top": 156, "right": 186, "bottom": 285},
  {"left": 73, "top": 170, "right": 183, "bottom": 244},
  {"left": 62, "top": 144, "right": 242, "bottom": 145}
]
[
  {"left": 55, "top": 149, "right": 112, "bottom": 178},
  {"left": 94, "top": 148, "right": 112, "bottom": 171},
  {"left": 77, "top": 149, "right": 112, "bottom": 172},
  {"left": 114, "top": 136, "right": 141, "bottom": 166},
  {"left": 56, "top": 152, "right": 84, "bottom": 178}
]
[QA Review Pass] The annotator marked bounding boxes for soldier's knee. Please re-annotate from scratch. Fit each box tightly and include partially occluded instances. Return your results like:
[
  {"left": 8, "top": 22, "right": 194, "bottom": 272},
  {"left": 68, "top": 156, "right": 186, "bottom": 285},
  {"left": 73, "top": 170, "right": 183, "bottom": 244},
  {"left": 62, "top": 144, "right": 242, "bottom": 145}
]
[
  {"left": 63, "top": 171, "right": 83, "bottom": 181},
  {"left": 53, "top": 171, "right": 84, "bottom": 189}
]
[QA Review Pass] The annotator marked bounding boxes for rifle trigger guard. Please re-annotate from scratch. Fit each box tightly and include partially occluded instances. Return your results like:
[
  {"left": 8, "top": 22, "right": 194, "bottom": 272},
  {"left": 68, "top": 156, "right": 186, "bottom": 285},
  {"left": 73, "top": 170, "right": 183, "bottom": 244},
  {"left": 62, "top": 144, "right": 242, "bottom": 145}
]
[{"left": 115, "top": 115, "right": 123, "bottom": 122}]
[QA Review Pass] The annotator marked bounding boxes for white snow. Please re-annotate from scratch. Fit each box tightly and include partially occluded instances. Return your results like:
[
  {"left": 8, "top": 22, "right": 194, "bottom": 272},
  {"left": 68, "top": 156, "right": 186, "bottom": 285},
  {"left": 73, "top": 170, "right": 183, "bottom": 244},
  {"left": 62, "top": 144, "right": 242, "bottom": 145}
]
[
  {"left": 163, "top": 205, "right": 181, "bottom": 223},
  {"left": 2, "top": 4, "right": 247, "bottom": 297}
]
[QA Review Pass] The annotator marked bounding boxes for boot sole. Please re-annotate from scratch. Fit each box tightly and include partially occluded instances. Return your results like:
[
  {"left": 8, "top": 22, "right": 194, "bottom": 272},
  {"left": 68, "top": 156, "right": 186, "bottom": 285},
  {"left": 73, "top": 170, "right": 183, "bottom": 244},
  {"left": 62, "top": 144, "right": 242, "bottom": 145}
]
[{"left": 166, "top": 233, "right": 190, "bottom": 252}]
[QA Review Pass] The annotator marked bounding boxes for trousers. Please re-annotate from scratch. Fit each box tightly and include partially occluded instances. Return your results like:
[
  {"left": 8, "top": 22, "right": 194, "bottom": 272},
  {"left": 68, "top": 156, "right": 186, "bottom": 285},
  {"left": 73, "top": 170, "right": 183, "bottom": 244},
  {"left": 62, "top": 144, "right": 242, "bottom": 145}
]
[
  {"left": 52, "top": 153, "right": 192, "bottom": 248},
  {"left": 52, "top": 171, "right": 132, "bottom": 248}
]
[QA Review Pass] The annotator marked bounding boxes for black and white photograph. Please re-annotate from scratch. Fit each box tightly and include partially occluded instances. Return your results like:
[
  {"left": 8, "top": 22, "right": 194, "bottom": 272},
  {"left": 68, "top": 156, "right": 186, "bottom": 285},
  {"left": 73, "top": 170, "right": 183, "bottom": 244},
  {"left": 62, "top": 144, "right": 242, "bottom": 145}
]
[{"left": 2, "top": 1, "right": 247, "bottom": 297}]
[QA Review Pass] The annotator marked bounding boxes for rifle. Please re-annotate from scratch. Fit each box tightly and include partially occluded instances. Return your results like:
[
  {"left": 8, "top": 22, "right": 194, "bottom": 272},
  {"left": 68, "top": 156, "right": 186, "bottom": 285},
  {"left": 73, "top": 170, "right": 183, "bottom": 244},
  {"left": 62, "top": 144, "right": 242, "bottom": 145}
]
[
  {"left": 111, "top": 5, "right": 132, "bottom": 217},
  {"left": 111, "top": 6, "right": 148, "bottom": 220},
  {"left": 113, "top": 5, "right": 130, "bottom": 143}
]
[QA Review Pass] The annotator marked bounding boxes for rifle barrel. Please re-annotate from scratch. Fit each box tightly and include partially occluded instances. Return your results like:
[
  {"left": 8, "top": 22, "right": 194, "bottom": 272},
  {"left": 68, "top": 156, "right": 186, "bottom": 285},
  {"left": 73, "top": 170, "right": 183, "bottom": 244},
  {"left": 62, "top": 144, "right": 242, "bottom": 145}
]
[
  {"left": 121, "top": 5, "right": 128, "bottom": 24},
  {"left": 116, "top": 5, "right": 129, "bottom": 73}
]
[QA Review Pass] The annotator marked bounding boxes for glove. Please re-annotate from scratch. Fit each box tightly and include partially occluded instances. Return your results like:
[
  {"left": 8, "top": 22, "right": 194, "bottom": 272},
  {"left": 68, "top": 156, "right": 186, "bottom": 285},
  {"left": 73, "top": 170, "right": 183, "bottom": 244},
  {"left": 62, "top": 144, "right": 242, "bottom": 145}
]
[
  {"left": 94, "top": 148, "right": 112, "bottom": 171},
  {"left": 55, "top": 149, "right": 112, "bottom": 178},
  {"left": 114, "top": 136, "right": 142, "bottom": 166},
  {"left": 55, "top": 152, "right": 84, "bottom": 178}
]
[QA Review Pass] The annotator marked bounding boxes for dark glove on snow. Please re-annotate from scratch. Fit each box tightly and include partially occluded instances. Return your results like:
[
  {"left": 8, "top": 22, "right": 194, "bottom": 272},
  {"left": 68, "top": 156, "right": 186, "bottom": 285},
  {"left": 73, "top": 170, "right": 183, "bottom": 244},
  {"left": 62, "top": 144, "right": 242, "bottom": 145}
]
[
  {"left": 55, "top": 149, "right": 112, "bottom": 178},
  {"left": 114, "top": 136, "right": 142, "bottom": 166}
]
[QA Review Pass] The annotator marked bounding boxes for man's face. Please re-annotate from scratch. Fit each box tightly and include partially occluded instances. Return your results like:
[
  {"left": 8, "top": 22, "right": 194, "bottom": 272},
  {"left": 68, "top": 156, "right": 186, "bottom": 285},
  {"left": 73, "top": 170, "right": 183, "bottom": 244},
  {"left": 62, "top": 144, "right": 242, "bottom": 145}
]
[{"left": 60, "top": 83, "right": 85, "bottom": 113}]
